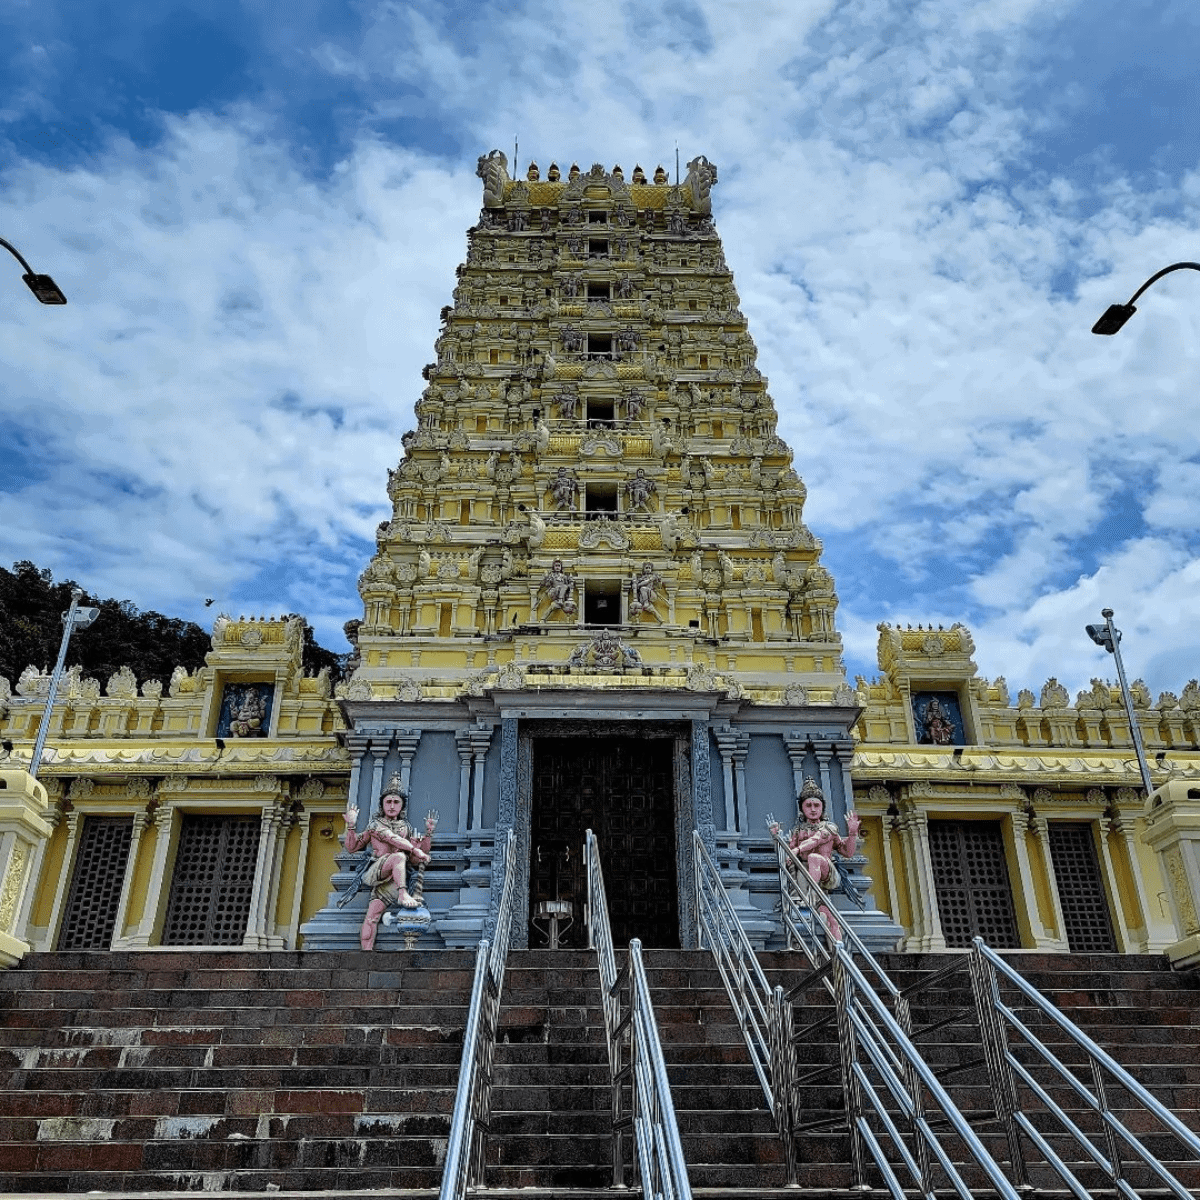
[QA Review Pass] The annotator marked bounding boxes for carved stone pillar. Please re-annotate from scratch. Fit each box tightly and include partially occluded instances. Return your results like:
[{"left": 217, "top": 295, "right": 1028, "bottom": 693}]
[
  {"left": 731, "top": 735, "right": 750, "bottom": 834},
  {"left": 345, "top": 734, "right": 371, "bottom": 818},
  {"left": 1142, "top": 780, "right": 1200, "bottom": 969},
  {"left": 41, "top": 808, "right": 81, "bottom": 952},
  {"left": 1025, "top": 812, "right": 1069, "bottom": 952},
  {"left": 1009, "top": 809, "right": 1057, "bottom": 950},
  {"left": 0, "top": 771, "right": 55, "bottom": 966},
  {"left": 1094, "top": 814, "right": 1133, "bottom": 953},
  {"left": 896, "top": 801, "right": 946, "bottom": 952},
  {"left": 244, "top": 798, "right": 288, "bottom": 950},
  {"left": 454, "top": 730, "right": 473, "bottom": 832},
  {"left": 109, "top": 808, "right": 153, "bottom": 951},
  {"left": 1110, "top": 803, "right": 1169, "bottom": 952},
  {"left": 126, "top": 800, "right": 179, "bottom": 949},
  {"left": 812, "top": 742, "right": 834, "bottom": 808},
  {"left": 366, "top": 742, "right": 390, "bottom": 825},
  {"left": 394, "top": 728, "right": 422, "bottom": 795},
  {"left": 782, "top": 729, "right": 808, "bottom": 796},
  {"left": 443, "top": 723, "right": 498, "bottom": 949},
  {"left": 285, "top": 809, "right": 311, "bottom": 949},
  {"left": 712, "top": 725, "right": 740, "bottom": 833}
]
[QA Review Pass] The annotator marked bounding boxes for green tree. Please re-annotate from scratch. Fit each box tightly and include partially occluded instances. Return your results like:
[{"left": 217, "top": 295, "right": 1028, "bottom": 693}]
[{"left": 0, "top": 562, "right": 344, "bottom": 691}]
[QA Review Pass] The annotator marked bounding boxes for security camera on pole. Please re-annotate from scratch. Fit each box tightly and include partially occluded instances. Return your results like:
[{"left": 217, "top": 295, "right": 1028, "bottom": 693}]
[
  {"left": 28, "top": 588, "right": 99, "bottom": 779},
  {"left": 1084, "top": 607, "right": 1153, "bottom": 797}
]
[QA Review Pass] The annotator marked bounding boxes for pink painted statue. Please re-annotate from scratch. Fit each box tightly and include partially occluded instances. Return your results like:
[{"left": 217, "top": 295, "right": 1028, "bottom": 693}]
[
  {"left": 344, "top": 775, "right": 435, "bottom": 951},
  {"left": 770, "top": 777, "right": 860, "bottom": 942}
]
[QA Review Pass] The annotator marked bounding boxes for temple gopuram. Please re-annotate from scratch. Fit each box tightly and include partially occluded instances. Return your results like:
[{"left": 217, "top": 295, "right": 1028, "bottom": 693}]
[{"left": 2, "top": 151, "right": 1199, "bottom": 971}]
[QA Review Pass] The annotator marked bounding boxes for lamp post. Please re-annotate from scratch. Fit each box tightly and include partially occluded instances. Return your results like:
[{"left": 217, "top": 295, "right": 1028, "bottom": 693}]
[
  {"left": 0, "top": 237, "right": 67, "bottom": 304},
  {"left": 1092, "top": 261, "right": 1200, "bottom": 335},
  {"left": 1085, "top": 608, "right": 1153, "bottom": 796},
  {"left": 28, "top": 588, "right": 99, "bottom": 779}
]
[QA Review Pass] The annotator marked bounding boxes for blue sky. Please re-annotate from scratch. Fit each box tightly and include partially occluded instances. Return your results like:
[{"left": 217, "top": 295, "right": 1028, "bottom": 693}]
[{"left": 1, "top": 0, "right": 1198, "bottom": 700}]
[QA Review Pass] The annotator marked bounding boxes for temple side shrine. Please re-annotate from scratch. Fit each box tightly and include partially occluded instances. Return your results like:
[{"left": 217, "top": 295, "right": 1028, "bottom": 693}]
[{"left": 1, "top": 152, "right": 1200, "bottom": 969}]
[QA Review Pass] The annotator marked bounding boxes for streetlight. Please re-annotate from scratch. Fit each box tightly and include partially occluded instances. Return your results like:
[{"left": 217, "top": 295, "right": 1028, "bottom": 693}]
[
  {"left": 28, "top": 588, "right": 99, "bottom": 779},
  {"left": 1092, "top": 261, "right": 1200, "bottom": 335},
  {"left": 1085, "top": 607, "right": 1154, "bottom": 796},
  {"left": 0, "top": 236, "right": 67, "bottom": 304}
]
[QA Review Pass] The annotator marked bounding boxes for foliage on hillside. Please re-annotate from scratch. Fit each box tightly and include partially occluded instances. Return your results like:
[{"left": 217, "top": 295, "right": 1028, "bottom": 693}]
[{"left": 0, "top": 561, "right": 343, "bottom": 691}]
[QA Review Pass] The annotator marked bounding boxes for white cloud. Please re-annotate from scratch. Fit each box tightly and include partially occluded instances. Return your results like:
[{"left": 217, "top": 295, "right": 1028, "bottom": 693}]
[{"left": 1, "top": 0, "right": 1198, "bottom": 698}]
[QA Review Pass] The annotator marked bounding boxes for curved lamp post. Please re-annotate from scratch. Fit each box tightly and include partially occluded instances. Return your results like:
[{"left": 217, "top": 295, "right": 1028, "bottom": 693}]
[
  {"left": 28, "top": 589, "right": 99, "bottom": 779},
  {"left": 1085, "top": 608, "right": 1154, "bottom": 796},
  {"left": 0, "top": 236, "right": 67, "bottom": 304},
  {"left": 1092, "top": 261, "right": 1200, "bottom": 335}
]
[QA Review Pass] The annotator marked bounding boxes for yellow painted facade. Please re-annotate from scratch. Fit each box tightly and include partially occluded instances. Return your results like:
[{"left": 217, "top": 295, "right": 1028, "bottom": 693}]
[{"left": 1, "top": 152, "right": 1199, "bottom": 962}]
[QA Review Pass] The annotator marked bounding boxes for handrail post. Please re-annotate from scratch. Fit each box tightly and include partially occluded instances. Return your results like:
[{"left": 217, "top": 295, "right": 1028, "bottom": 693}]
[
  {"left": 770, "top": 984, "right": 800, "bottom": 1187},
  {"left": 440, "top": 829, "right": 518, "bottom": 1200},
  {"left": 969, "top": 939, "right": 1030, "bottom": 1190},
  {"left": 830, "top": 945, "right": 870, "bottom": 1191},
  {"left": 1091, "top": 1057, "right": 1125, "bottom": 1187}
]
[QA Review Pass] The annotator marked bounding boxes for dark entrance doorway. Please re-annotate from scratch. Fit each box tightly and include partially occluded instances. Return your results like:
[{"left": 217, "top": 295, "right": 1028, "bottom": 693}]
[
  {"left": 529, "top": 736, "right": 678, "bottom": 948},
  {"left": 928, "top": 819, "right": 1020, "bottom": 949}
]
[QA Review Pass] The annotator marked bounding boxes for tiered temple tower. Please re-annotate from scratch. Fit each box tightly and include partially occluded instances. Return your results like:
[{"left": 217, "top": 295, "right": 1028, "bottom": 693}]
[
  {"left": 302, "top": 152, "right": 902, "bottom": 952},
  {"left": 1, "top": 151, "right": 1198, "bottom": 968}
]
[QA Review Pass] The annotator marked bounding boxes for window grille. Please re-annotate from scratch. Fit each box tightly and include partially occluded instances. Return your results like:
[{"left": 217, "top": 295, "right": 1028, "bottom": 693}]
[
  {"left": 57, "top": 816, "right": 134, "bottom": 950},
  {"left": 1048, "top": 822, "right": 1118, "bottom": 953},
  {"left": 928, "top": 820, "right": 1020, "bottom": 948},
  {"left": 162, "top": 814, "right": 261, "bottom": 946}
]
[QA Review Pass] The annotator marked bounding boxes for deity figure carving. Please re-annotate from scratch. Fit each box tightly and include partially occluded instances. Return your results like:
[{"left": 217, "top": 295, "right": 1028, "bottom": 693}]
[
  {"left": 342, "top": 776, "right": 437, "bottom": 950},
  {"left": 548, "top": 466, "right": 579, "bottom": 510},
  {"left": 476, "top": 149, "right": 510, "bottom": 208},
  {"left": 227, "top": 684, "right": 269, "bottom": 737},
  {"left": 629, "top": 562, "right": 664, "bottom": 623},
  {"left": 556, "top": 388, "right": 579, "bottom": 420},
  {"left": 624, "top": 467, "right": 657, "bottom": 512},
  {"left": 917, "top": 697, "right": 956, "bottom": 746},
  {"left": 538, "top": 559, "right": 578, "bottom": 618},
  {"left": 616, "top": 274, "right": 634, "bottom": 300},
  {"left": 769, "top": 778, "right": 859, "bottom": 942},
  {"left": 624, "top": 387, "right": 647, "bottom": 421},
  {"left": 683, "top": 157, "right": 718, "bottom": 213}
]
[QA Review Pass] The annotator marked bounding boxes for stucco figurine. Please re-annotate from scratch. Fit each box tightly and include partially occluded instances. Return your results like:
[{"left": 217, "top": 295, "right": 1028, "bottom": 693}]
[
  {"left": 769, "top": 777, "right": 859, "bottom": 942},
  {"left": 343, "top": 775, "right": 435, "bottom": 950}
]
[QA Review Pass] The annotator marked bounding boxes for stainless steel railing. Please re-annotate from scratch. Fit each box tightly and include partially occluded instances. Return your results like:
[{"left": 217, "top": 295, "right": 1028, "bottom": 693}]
[
  {"left": 970, "top": 937, "right": 1200, "bottom": 1198},
  {"left": 439, "top": 829, "right": 517, "bottom": 1200},
  {"left": 717, "top": 829, "right": 1022, "bottom": 1198},
  {"left": 585, "top": 829, "right": 692, "bottom": 1200},
  {"left": 692, "top": 830, "right": 800, "bottom": 1183}
]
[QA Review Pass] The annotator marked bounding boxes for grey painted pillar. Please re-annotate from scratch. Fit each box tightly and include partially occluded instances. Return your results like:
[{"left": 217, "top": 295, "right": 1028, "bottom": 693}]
[
  {"left": 484, "top": 716, "right": 520, "bottom": 941},
  {"left": 395, "top": 728, "right": 422, "bottom": 795},
  {"left": 455, "top": 730, "right": 473, "bottom": 832}
]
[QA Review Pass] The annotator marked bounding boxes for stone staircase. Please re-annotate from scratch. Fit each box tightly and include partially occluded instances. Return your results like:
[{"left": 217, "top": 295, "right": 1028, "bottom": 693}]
[
  {"left": 0, "top": 947, "right": 1198, "bottom": 1197},
  {"left": 0, "top": 949, "right": 474, "bottom": 1193}
]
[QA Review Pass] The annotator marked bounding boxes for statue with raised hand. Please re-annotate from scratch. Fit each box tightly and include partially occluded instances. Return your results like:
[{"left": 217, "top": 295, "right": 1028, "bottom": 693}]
[
  {"left": 769, "top": 777, "right": 859, "bottom": 941},
  {"left": 343, "top": 772, "right": 435, "bottom": 951}
]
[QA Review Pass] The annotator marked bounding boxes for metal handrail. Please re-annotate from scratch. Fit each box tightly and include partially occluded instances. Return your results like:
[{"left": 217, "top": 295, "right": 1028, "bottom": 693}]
[
  {"left": 439, "top": 829, "right": 517, "bottom": 1200},
  {"left": 761, "top": 828, "right": 1023, "bottom": 1196},
  {"left": 585, "top": 829, "right": 692, "bottom": 1200},
  {"left": 771, "top": 828, "right": 904, "bottom": 1014},
  {"left": 971, "top": 937, "right": 1200, "bottom": 1199},
  {"left": 692, "top": 830, "right": 799, "bottom": 1183}
]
